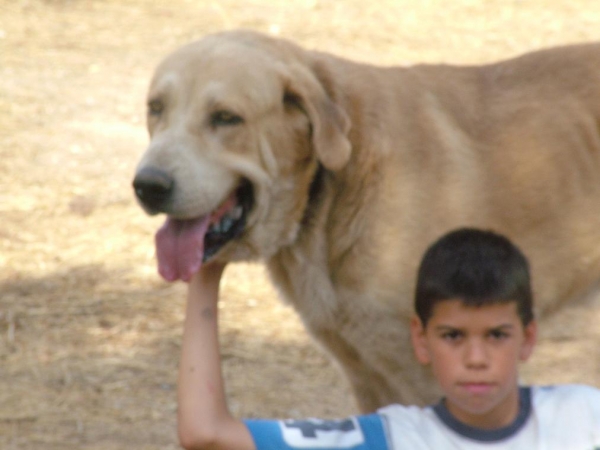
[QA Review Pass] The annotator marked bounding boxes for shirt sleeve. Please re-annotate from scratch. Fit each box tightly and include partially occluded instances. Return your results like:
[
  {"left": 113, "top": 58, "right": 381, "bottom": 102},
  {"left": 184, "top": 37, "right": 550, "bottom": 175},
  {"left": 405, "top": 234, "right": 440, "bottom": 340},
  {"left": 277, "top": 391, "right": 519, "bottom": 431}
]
[{"left": 244, "top": 414, "right": 390, "bottom": 450}]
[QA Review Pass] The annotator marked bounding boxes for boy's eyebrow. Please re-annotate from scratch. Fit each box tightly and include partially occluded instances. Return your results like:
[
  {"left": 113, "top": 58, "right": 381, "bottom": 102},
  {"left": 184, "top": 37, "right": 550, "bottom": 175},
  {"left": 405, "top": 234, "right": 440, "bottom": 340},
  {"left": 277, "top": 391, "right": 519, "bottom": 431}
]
[
  {"left": 432, "top": 325, "right": 465, "bottom": 334},
  {"left": 434, "top": 325, "right": 461, "bottom": 331},
  {"left": 433, "top": 323, "right": 516, "bottom": 332}
]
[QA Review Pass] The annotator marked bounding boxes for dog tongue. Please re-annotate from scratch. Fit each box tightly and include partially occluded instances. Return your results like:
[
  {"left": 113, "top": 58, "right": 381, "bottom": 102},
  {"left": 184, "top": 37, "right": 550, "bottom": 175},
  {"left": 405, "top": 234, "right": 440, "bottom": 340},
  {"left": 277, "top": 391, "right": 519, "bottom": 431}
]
[{"left": 155, "top": 216, "right": 210, "bottom": 282}]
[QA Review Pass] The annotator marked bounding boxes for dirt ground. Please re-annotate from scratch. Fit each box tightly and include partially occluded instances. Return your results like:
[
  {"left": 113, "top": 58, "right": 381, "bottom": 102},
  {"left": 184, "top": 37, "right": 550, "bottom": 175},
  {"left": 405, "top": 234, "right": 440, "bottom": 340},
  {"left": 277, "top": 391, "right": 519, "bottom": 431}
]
[{"left": 2, "top": 1, "right": 600, "bottom": 448}]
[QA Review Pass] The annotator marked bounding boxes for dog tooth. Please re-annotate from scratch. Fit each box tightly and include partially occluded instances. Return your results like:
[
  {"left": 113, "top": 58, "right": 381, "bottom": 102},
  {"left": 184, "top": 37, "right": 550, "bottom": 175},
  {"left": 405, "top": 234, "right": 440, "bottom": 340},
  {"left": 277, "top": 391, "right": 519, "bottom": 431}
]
[
  {"left": 221, "top": 217, "right": 234, "bottom": 233},
  {"left": 230, "top": 205, "right": 243, "bottom": 220}
]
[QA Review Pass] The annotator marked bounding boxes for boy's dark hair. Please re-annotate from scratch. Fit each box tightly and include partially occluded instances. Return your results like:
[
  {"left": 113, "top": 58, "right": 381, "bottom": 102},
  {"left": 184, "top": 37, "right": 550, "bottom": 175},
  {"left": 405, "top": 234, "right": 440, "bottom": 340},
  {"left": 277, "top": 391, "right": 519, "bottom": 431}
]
[{"left": 415, "top": 228, "right": 534, "bottom": 326}]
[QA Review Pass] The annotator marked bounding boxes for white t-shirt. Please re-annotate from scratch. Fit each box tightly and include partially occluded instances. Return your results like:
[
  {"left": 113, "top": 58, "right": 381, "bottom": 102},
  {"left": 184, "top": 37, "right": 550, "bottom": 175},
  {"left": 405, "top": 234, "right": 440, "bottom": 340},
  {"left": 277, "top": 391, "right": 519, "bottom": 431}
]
[{"left": 244, "top": 384, "right": 600, "bottom": 449}]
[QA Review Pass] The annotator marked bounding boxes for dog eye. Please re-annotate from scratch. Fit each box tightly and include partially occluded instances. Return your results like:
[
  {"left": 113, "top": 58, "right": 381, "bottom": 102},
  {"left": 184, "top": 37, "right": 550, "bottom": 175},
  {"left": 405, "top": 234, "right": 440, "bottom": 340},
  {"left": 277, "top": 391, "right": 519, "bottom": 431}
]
[
  {"left": 210, "top": 110, "right": 244, "bottom": 127},
  {"left": 148, "top": 99, "right": 164, "bottom": 116},
  {"left": 283, "top": 92, "right": 301, "bottom": 108}
]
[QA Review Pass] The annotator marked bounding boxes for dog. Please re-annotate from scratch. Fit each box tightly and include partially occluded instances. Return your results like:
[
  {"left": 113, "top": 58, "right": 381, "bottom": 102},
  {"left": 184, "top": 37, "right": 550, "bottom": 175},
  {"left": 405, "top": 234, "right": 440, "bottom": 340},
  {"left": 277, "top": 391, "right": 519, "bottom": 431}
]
[{"left": 133, "top": 30, "right": 600, "bottom": 411}]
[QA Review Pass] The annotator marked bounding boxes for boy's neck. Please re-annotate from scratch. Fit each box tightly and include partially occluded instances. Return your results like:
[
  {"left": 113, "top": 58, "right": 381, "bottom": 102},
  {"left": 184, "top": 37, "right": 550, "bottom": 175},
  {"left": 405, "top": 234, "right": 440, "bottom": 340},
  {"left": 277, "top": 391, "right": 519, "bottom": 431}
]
[
  {"left": 434, "top": 386, "right": 531, "bottom": 440},
  {"left": 447, "top": 384, "right": 520, "bottom": 429}
]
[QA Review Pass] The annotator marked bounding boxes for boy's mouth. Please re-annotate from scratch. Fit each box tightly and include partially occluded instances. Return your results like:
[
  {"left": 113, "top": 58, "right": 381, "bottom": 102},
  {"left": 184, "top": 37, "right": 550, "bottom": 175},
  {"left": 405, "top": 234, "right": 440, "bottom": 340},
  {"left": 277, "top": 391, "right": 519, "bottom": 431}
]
[{"left": 459, "top": 382, "right": 495, "bottom": 395}]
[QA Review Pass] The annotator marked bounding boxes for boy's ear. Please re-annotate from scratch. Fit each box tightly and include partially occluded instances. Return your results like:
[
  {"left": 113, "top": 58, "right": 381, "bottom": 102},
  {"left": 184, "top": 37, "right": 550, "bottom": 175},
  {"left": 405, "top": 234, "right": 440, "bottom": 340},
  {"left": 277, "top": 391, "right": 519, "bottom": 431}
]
[
  {"left": 519, "top": 320, "right": 538, "bottom": 362},
  {"left": 410, "top": 316, "right": 431, "bottom": 365}
]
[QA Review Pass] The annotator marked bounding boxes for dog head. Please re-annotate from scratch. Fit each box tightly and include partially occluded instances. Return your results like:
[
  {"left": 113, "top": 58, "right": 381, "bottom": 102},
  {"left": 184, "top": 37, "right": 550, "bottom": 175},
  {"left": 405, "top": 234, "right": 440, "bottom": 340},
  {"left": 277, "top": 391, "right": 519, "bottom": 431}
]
[{"left": 133, "top": 31, "right": 351, "bottom": 281}]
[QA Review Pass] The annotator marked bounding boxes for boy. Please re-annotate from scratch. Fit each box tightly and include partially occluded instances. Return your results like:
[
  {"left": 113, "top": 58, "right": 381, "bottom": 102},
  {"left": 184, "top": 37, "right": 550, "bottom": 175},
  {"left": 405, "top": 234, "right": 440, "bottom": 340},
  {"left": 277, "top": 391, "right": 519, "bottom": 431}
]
[{"left": 177, "top": 228, "right": 600, "bottom": 449}]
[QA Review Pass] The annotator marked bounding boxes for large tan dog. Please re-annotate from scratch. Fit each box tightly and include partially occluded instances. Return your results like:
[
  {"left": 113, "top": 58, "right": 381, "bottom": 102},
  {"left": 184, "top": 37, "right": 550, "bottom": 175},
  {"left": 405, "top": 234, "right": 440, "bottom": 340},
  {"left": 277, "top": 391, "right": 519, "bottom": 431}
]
[{"left": 133, "top": 30, "right": 600, "bottom": 411}]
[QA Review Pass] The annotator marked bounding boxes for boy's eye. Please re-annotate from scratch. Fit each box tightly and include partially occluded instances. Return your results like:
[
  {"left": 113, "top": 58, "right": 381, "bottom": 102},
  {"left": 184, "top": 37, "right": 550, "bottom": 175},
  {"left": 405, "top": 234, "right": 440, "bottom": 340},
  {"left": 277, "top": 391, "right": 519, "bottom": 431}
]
[
  {"left": 441, "top": 330, "right": 463, "bottom": 341},
  {"left": 488, "top": 329, "right": 510, "bottom": 340}
]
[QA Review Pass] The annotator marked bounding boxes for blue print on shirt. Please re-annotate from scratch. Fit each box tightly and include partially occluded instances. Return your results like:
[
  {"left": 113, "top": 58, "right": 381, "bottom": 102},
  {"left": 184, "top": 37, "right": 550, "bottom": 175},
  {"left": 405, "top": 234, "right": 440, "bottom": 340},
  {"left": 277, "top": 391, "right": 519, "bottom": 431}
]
[
  {"left": 245, "top": 414, "right": 389, "bottom": 450},
  {"left": 283, "top": 418, "right": 357, "bottom": 438},
  {"left": 281, "top": 418, "right": 363, "bottom": 447}
]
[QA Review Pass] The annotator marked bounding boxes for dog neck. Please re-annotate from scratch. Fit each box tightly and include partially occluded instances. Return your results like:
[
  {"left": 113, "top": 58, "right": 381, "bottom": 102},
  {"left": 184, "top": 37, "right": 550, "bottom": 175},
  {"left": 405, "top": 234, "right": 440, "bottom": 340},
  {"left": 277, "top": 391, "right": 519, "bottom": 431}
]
[{"left": 301, "top": 162, "right": 327, "bottom": 226}]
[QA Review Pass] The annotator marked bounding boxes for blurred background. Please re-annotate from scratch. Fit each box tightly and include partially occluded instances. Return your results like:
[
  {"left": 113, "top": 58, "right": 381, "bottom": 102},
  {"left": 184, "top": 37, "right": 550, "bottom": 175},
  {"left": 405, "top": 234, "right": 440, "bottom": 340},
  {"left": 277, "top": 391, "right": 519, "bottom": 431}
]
[{"left": 2, "top": 1, "right": 600, "bottom": 448}]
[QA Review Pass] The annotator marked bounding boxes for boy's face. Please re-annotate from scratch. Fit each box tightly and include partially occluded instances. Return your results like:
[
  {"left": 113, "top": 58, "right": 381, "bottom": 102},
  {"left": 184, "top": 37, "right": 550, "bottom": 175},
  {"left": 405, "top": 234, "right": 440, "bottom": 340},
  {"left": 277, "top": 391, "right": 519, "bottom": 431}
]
[{"left": 410, "top": 299, "right": 537, "bottom": 429}]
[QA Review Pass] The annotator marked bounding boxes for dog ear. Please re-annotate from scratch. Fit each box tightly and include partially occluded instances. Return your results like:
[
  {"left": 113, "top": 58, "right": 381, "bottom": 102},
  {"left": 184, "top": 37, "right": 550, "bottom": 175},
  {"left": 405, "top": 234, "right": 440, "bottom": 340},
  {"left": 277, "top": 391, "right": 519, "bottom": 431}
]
[{"left": 282, "top": 64, "right": 352, "bottom": 171}]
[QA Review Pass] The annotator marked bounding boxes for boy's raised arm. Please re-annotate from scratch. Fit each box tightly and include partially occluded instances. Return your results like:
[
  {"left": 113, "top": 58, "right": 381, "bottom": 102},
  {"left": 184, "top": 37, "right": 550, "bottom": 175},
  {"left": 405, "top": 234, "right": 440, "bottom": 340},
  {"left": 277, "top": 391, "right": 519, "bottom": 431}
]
[{"left": 177, "top": 263, "right": 255, "bottom": 450}]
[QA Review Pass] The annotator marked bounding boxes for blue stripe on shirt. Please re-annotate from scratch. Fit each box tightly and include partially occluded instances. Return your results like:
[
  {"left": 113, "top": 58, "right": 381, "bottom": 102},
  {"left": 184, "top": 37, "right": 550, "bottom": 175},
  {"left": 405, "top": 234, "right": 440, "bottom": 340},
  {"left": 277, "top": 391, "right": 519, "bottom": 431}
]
[{"left": 244, "top": 414, "right": 389, "bottom": 450}]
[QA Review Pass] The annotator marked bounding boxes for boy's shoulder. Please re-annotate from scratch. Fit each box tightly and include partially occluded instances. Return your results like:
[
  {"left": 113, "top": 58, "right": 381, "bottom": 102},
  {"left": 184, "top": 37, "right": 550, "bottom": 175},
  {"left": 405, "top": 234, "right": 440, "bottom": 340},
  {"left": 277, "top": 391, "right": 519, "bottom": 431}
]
[
  {"left": 531, "top": 384, "right": 600, "bottom": 424},
  {"left": 532, "top": 383, "right": 600, "bottom": 402},
  {"left": 530, "top": 384, "right": 600, "bottom": 445},
  {"left": 377, "top": 402, "right": 438, "bottom": 428}
]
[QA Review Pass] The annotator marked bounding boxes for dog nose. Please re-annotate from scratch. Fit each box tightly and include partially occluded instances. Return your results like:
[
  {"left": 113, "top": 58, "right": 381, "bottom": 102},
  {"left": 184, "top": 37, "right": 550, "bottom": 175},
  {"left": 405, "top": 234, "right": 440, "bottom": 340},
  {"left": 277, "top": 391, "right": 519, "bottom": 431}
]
[{"left": 133, "top": 167, "right": 174, "bottom": 212}]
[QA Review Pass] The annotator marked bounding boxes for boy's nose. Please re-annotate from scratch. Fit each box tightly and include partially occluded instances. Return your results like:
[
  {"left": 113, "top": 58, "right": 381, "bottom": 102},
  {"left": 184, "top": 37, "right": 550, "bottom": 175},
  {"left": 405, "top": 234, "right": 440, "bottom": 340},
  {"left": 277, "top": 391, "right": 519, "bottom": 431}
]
[{"left": 464, "top": 339, "right": 489, "bottom": 367}]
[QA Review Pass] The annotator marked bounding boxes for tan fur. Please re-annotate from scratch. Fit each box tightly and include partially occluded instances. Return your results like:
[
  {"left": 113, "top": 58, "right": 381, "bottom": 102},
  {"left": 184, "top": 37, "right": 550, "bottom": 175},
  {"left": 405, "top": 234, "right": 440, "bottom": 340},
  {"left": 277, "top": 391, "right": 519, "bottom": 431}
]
[{"left": 136, "top": 30, "right": 600, "bottom": 411}]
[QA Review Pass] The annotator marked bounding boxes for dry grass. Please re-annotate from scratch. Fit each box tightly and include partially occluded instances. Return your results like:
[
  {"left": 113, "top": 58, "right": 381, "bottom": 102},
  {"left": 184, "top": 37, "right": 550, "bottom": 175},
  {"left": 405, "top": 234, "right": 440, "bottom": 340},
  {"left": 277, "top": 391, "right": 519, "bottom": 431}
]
[{"left": 2, "top": 0, "right": 600, "bottom": 448}]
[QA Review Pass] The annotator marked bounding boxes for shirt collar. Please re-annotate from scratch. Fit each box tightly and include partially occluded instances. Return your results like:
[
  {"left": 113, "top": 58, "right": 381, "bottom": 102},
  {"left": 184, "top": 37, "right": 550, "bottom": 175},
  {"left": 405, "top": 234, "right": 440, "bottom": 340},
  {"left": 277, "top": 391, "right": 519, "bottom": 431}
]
[{"left": 432, "top": 386, "right": 532, "bottom": 442}]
